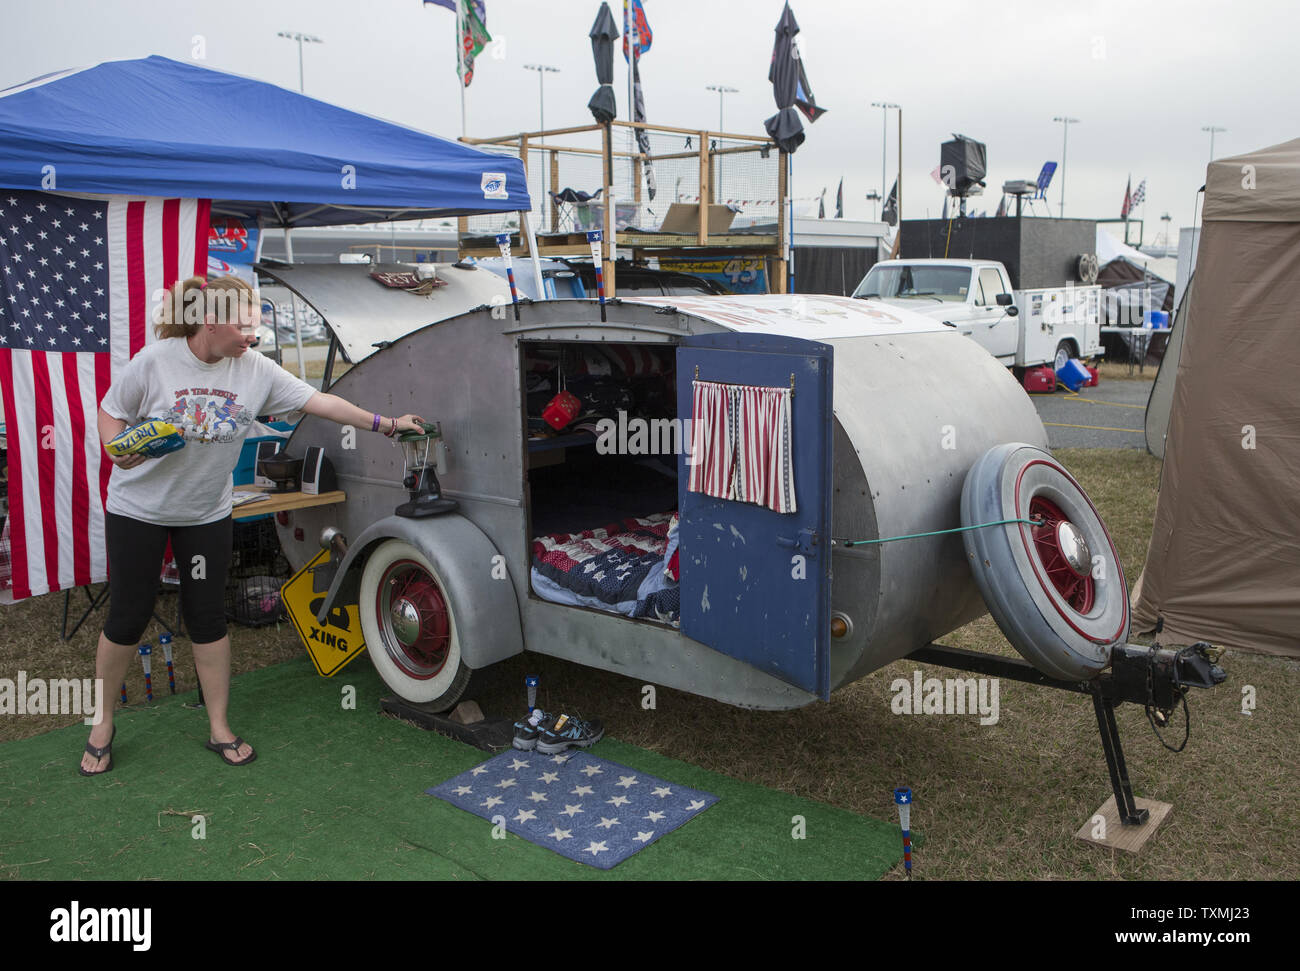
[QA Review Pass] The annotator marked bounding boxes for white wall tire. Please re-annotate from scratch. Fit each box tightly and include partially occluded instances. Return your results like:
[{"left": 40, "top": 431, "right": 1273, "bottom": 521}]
[
  {"left": 1053, "top": 341, "right": 1074, "bottom": 372},
  {"left": 358, "top": 539, "right": 474, "bottom": 709},
  {"left": 961, "top": 443, "right": 1129, "bottom": 681}
]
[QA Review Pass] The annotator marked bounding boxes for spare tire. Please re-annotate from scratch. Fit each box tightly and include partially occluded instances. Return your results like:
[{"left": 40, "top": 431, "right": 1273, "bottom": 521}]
[{"left": 961, "top": 443, "right": 1129, "bottom": 681}]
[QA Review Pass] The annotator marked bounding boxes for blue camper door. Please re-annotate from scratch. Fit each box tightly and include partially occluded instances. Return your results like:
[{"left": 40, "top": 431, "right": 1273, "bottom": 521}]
[{"left": 676, "top": 333, "right": 833, "bottom": 699}]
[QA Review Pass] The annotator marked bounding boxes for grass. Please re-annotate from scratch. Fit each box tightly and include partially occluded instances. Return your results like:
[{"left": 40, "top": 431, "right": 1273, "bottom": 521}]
[
  {"left": 1096, "top": 360, "right": 1161, "bottom": 382},
  {"left": 3, "top": 446, "right": 1296, "bottom": 880}
]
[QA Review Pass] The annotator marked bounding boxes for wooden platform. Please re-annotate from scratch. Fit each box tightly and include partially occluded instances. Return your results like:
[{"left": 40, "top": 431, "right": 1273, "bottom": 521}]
[
  {"left": 459, "top": 230, "right": 779, "bottom": 259},
  {"left": 232, "top": 485, "right": 346, "bottom": 520},
  {"left": 1075, "top": 796, "right": 1173, "bottom": 853},
  {"left": 379, "top": 696, "right": 515, "bottom": 752}
]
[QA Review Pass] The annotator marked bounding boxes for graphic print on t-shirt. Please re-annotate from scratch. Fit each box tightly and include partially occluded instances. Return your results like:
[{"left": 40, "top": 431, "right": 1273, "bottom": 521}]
[{"left": 162, "top": 387, "right": 253, "bottom": 444}]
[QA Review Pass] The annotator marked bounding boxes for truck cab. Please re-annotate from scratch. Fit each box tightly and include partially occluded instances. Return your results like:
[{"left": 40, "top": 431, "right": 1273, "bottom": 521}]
[
  {"left": 853, "top": 258, "right": 1102, "bottom": 370},
  {"left": 852, "top": 259, "right": 1019, "bottom": 363}
]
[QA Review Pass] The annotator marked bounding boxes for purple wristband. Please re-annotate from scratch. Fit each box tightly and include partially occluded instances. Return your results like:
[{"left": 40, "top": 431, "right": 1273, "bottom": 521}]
[{"left": 372, "top": 413, "right": 381, "bottom": 432}]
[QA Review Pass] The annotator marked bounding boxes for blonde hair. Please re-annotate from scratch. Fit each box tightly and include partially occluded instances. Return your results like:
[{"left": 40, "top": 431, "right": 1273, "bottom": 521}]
[{"left": 154, "top": 275, "right": 258, "bottom": 339}]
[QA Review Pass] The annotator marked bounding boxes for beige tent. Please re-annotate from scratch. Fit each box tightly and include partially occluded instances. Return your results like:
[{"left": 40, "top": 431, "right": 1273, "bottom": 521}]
[{"left": 1133, "top": 138, "right": 1300, "bottom": 657}]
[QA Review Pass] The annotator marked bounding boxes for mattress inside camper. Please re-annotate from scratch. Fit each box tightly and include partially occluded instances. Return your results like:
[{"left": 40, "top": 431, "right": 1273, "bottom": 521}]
[{"left": 530, "top": 512, "right": 680, "bottom": 626}]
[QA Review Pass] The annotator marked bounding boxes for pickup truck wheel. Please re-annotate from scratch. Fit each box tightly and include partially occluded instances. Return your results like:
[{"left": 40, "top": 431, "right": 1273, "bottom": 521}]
[
  {"left": 1053, "top": 341, "right": 1074, "bottom": 372},
  {"left": 358, "top": 539, "right": 476, "bottom": 710},
  {"left": 961, "top": 443, "right": 1129, "bottom": 681}
]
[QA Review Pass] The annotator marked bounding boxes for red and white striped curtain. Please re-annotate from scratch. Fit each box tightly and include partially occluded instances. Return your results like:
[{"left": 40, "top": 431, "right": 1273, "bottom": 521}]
[{"left": 687, "top": 380, "right": 796, "bottom": 514}]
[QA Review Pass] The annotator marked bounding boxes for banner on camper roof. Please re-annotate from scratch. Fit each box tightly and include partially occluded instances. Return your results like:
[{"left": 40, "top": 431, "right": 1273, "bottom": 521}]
[
  {"left": 208, "top": 217, "right": 259, "bottom": 286},
  {"left": 658, "top": 258, "right": 768, "bottom": 295}
]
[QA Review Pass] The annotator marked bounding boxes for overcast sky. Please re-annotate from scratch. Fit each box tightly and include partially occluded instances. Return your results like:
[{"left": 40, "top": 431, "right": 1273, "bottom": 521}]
[{"left": 4, "top": 0, "right": 1294, "bottom": 244}]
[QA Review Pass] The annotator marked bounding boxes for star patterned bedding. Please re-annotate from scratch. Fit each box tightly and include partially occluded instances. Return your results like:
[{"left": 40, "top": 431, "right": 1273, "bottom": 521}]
[{"left": 530, "top": 512, "right": 680, "bottom": 625}]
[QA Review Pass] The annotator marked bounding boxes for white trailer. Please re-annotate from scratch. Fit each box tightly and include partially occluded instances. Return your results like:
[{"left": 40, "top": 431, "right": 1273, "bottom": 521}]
[{"left": 852, "top": 258, "right": 1103, "bottom": 371}]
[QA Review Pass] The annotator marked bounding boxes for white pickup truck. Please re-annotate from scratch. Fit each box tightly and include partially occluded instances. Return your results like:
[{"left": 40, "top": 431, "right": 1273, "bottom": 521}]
[{"left": 851, "top": 258, "right": 1103, "bottom": 371}]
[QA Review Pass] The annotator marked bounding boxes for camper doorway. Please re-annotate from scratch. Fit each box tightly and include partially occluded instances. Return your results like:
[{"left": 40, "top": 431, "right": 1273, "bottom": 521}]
[{"left": 523, "top": 340, "right": 683, "bottom": 628}]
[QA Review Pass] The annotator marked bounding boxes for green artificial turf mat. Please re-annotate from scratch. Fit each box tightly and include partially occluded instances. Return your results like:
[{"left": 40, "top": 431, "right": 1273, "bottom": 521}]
[{"left": 1, "top": 656, "right": 907, "bottom": 880}]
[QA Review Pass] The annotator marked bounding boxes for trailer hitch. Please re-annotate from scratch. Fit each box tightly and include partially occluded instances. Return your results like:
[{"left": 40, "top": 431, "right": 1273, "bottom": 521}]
[
  {"left": 1089, "top": 642, "right": 1225, "bottom": 825},
  {"left": 907, "top": 640, "right": 1226, "bottom": 828}
]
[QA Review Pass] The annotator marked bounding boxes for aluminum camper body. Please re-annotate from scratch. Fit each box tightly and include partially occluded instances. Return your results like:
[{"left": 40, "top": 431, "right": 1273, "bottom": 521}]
[{"left": 285, "top": 292, "right": 1048, "bottom": 710}]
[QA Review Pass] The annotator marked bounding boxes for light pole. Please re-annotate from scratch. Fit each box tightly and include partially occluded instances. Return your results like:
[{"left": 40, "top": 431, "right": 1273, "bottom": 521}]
[
  {"left": 277, "top": 31, "right": 323, "bottom": 93},
  {"left": 872, "top": 101, "right": 899, "bottom": 210},
  {"left": 706, "top": 84, "right": 738, "bottom": 133},
  {"left": 1202, "top": 125, "right": 1226, "bottom": 163},
  {"left": 524, "top": 64, "right": 560, "bottom": 133},
  {"left": 1053, "top": 116, "right": 1079, "bottom": 218},
  {"left": 706, "top": 85, "right": 738, "bottom": 206}
]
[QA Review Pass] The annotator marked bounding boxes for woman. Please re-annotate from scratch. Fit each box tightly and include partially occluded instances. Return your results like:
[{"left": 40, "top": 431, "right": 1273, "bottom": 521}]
[{"left": 80, "top": 275, "right": 423, "bottom": 774}]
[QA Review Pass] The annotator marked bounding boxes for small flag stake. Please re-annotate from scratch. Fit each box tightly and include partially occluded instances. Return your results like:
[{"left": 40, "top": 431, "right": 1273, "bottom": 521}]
[
  {"left": 495, "top": 233, "right": 521, "bottom": 320},
  {"left": 139, "top": 643, "right": 153, "bottom": 703},
  {"left": 587, "top": 230, "right": 607, "bottom": 321},
  {"left": 894, "top": 787, "right": 913, "bottom": 878}
]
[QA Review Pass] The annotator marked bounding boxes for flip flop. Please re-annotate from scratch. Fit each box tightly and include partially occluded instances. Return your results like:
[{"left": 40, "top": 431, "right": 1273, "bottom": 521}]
[
  {"left": 205, "top": 736, "right": 257, "bottom": 766},
  {"left": 78, "top": 726, "right": 116, "bottom": 777}
]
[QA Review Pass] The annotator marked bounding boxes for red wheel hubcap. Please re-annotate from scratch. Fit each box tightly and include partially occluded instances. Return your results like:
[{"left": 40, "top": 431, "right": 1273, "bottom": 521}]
[
  {"left": 377, "top": 560, "right": 450, "bottom": 679},
  {"left": 1029, "top": 497, "right": 1096, "bottom": 614}
]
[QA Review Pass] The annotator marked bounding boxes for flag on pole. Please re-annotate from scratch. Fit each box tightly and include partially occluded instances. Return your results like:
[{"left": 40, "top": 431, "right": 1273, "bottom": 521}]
[
  {"left": 1120, "top": 175, "right": 1132, "bottom": 218},
  {"left": 835, "top": 178, "right": 843, "bottom": 218},
  {"left": 622, "top": 0, "right": 652, "bottom": 61},
  {"left": 995, "top": 195, "right": 1007, "bottom": 217},
  {"left": 625, "top": 1, "right": 656, "bottom": 200},
  {"left": 1131, "top": 178, "right": 1146, "bottom": 210},
  {"left": 425, "top": 0, "right": 491, "bottom": 88},
  {"left": 458, "top": 0, "right": 491, "bottom": 87},
  {"left": 792, "top": 45, "right": 826, "bottom": 122},
  {"left": 0, "top": 190, "right": 209, "bottom": 600},
  {"left": 881, "top": 179, "right": 898, "bottom": 226}
]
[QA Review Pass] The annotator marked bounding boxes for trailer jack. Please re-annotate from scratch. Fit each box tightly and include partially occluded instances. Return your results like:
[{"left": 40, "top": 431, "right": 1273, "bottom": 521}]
[{"left": 906, "top": 641, "right": 1226, "bottom": 827}]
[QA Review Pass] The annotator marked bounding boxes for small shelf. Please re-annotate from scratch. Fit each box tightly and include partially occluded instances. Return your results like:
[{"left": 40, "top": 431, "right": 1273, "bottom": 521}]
[
  {"left": 231, "top": 486, "right": 346, "bottom": 520},
  {"left": 527, "top": 431, "right": 598, "bottom": 453}
]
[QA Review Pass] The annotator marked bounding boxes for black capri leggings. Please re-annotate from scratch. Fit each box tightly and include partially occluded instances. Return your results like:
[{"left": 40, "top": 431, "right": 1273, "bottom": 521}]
[{"left": 103, "top": 512, "right": 232, "bottom": 645}]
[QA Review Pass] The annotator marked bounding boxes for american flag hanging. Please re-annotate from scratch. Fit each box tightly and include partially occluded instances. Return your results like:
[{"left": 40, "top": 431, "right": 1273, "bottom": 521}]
[{"left": 0, "top": 191, "right": 209, "bottom": 600}]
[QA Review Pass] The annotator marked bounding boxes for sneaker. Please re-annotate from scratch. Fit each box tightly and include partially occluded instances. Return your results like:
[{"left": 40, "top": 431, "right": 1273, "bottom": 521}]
[
  {"left": 535, "top": 713, "right": 604, "bottom": 755},
  {"left": 512, "top": 709, "right": 553, "bottom": 751}
]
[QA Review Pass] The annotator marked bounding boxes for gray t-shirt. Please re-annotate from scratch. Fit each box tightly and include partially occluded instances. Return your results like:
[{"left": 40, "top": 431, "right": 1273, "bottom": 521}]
[{"left": 100, "top": 337, "right": 317, "bottom": 526}]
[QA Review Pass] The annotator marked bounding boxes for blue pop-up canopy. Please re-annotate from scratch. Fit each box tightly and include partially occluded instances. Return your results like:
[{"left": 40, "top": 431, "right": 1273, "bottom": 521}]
[{"left": 0, "top": 55, "right": 530, "bottom": 227}]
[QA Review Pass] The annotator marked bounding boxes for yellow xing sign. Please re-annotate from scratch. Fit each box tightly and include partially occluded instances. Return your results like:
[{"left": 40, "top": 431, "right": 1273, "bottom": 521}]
[{"left": 282, "top": 550, "right": 367, "bottom": 677}]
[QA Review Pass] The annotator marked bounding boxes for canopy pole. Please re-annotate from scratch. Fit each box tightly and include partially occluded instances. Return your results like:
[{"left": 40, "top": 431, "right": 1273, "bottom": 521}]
[
  {"left": 787, "top": 153, "right": 795, "bottom": 294},
  {"left": 458, "top": 1, "right": 467, "bottom": 137},
  {"left": 627, "top": 13, "right": 637, "bottom": 161},
  {"left": 521, "top": 211, "right": 546, "bottom": 299},
  {"left": 284, "top": 227, "right": 307, "bottom": 380}
]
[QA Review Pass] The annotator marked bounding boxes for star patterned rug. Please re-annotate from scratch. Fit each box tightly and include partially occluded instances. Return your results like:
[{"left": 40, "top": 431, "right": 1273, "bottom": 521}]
[{"left": 426, "top": 748, "right": 719, "bottom": 870}]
